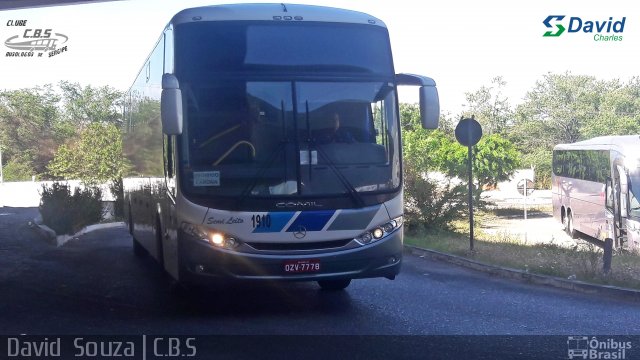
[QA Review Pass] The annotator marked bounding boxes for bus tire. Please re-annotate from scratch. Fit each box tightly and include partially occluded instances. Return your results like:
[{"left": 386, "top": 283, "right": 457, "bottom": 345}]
[
  {"left": 566, "top": 212, "right": 578, "bottom": 239},
  {"left": 318, "top": 279, "right": 351, "bottom": 291}
]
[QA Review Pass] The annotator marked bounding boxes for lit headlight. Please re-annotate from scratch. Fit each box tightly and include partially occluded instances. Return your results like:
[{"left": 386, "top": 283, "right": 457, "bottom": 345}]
[
  {"left": 354, "top": 216, "right": 403, "bottom": 246},
  {"left": 180, "top": 222, "right": 241, "bottom": 250}
]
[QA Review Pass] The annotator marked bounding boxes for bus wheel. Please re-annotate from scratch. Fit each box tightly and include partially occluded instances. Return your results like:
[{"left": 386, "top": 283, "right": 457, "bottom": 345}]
[
  {"left": 566, "top": 212, "right": 578, "bottom": 239},
  {"left": 318, "top": 279, "right": 351, "bottom": 291}
]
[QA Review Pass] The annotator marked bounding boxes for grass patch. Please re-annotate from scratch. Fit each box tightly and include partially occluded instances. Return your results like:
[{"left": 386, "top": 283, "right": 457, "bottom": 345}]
[
  {"left": 405, "top": 228, "right": 640, "bottom": 290},
  {"left": 488, "top": 204, "right": 553, "bottom": 218}
]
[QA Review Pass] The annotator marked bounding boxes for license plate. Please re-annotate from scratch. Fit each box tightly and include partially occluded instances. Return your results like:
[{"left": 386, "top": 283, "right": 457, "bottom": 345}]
[{"left": 283, "top": 259, "right": 321, "bottom": 273}]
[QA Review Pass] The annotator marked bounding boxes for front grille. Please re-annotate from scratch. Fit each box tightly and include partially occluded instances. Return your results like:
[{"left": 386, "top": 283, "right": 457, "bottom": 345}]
[{"left": 246, "top": 239, "right": 352, "bottom": 251}]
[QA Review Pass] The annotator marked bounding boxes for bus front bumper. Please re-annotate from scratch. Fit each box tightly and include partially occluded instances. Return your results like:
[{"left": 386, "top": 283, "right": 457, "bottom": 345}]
[{"left": 178, "top": 229, "right": 403, "bottom": 283}]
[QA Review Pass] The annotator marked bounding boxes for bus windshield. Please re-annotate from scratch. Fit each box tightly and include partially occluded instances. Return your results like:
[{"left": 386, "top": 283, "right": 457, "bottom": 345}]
[
  {"left": 179, "top": 80, "right": 400, "bottom": 199},
  {"left": 175, "top": 21, "right": 394, "bottom": 77}
]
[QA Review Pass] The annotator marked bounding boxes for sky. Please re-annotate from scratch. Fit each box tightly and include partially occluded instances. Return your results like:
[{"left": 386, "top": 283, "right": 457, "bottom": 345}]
[{"left": 0, "top": 0, "right": 638, "bottom": 116}]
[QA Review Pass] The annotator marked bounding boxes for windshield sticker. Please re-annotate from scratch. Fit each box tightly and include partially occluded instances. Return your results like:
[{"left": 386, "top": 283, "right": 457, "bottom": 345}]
[{"left": 194, "top": 171, "right": 220, "bottom": 187}]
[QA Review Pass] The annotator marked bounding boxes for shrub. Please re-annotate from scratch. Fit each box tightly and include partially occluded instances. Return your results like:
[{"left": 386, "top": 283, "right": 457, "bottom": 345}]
[
  {"left": 403, "top": 167, "right": 468, "bottom": 233},
  {"left": 2, "top": 159, "right": 34, "bottom": 181},
  {"left": 39, "top": 182, "right": 103, "bottom": 235},
  {"left": 109, "top": 177, "right": 125, "bottom": 220}
]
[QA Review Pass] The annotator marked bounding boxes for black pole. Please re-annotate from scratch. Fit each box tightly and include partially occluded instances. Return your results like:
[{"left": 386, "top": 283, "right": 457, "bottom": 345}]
[
  {"left": 468, "top": 144, "right": 474, "bottom": 251},
  {"left": 603, "top": 238, "right": 613, "bottom": 274}
]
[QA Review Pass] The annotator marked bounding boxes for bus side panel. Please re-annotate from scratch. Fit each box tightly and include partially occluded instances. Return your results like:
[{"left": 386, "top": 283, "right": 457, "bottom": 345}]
[
  {"left": 551, "top": 173, "right": 563, "bottom": 225},
  {"left": 123, "top": 34, "right": 166, "bottom": 265},
  {"left": 572, "top": 180, "right": 605, "bottom": 238}
]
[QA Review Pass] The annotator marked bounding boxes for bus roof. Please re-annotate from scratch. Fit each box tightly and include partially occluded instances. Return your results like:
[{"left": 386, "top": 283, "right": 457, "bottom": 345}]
[
  {"left": 170, "top": 3, "right": 386, "bottom": 28},
  {"left": 554, "top": 135, "right": 640, "bottom": 153}
]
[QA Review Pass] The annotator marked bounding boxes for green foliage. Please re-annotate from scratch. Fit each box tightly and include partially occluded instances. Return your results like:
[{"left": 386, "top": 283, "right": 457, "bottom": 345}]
[
  {"left": 520, "top": 148, "right": 552, "bottom": 189},
  {"left": 401, "top": 102, "right": 520, "bottom": 228},
  {"left": 2, "top": 158, "right": 34, "bottom": 181},
  {"left": 462, "top": 76, "right": 513, "bottom": 135},
  {"left": 0, "top": 85, "right": 62, "bottom": 176},
  {"left": 0, "top": 82, "right": 123, "bottom": 182},
  {"left": 403, "top": 167, "right": 468, "bottom": 232},
  {"left": 48, "top": 123, "right": 129, "bottom": 185},
  {"left": 109, "top": 177, "right": 125, "bottom": 220},
  {"left": 509, "top": 72, "right": 640, "bottom": 188},
  {"left": 59, "top": 81, "right": 123, "bottom": 125},
  {"left": 122, "top": 97, "right": 164, "bottom": 176},
  {"left": 401, "top": 104, "right": 468, "bottom": 230},
  {"left": 403, "top": 107, "right": 520, "bottom": 190},
  {"left": 39, "top": 182, "right": 103, "bottom": 235},
  {"left": 473, "top": 134, "right": 521, "bottom": 189},
  {"left": 512, "top": 72, "right": 640, "bottom": 151}
]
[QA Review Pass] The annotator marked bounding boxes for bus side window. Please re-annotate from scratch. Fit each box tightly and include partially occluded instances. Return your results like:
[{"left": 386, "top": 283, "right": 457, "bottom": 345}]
[{"left": 605, "top": 177, "right": 614, "bottom": 210}]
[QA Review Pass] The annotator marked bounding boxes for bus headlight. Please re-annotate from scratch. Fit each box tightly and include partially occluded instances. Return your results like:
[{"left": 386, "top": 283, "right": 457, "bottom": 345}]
[
  {"left": 180, "top": 222, "right": 241, "bottom": 250},
  {"left": 354, "top": 216, "right": 403, "bottom": 246}
]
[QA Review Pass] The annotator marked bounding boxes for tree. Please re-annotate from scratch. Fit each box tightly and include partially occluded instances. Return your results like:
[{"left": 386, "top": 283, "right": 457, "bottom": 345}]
[
  {"left": 401, "top": 104, "right": 467, "bottom": 230},
  {"left": 400, "top": 104, "right": 520, "bottom": 229},
  {"left": 520, "top": 148, "right": 552, "bottom": 189},
  {"left": 513, "top": 72, "right": 604, "bottom": 149},
  {"left": 511, "top": 72, "right": 640, "bottom": 188},
  {"left": 0, "top": 85, "right": 62, "bottom": 178},
  {"left": 462, "top": 76, "right": 513, "bottom": 135},
  {"left": 48, "top": 122, "right": 129, "bottom": 185},
  {"left": 580, "top": 77, "right": 640, "bottom": 138},
  {"left": 426, "top": 130, "right": 520, "bottom": 200},
  {"left": 58, "top": 81, "right": 123, "bottom": 126}
]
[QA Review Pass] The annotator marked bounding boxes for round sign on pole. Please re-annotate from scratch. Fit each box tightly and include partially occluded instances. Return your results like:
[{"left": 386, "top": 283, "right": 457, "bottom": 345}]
[
  {"left": 455, "top": 117, "right": 483, "bottom": 147},
  {"left": 517, "top": 179, "right": 535, "bottom": 196}
]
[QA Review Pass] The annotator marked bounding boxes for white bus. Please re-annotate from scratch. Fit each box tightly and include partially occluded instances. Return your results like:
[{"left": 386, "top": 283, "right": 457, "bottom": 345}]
[
  {"left": 122, "top": 3, "right": 439, "bottom": 290},
  {"left": 552, "top": 135, "right": 640, "bottom": 250}
]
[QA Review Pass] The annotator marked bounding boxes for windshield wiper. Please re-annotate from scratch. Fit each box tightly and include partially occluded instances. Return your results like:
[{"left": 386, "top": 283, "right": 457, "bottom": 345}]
[
  {"left": 237, "top": 141, "right": 287, "bottom": 207},
  {"left": 312, "top": 143, "right": 365, "bottom": 208},
  {"left": 304, "top": 101, "right": 365, "bottom": 208}
]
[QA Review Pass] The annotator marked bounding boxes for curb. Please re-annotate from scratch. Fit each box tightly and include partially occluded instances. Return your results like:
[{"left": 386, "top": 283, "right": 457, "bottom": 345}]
[
  {"left": 30, "top": 220, "right": 125, "bottom": 247},
  {"left": 29, "top": 222, "right": 57, "bottom": 245},
  {"left": 405, "top": 245, "right": 640, "bottom": 302}
]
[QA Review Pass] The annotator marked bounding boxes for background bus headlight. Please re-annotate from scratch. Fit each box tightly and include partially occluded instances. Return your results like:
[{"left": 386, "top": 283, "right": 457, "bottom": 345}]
[
  {"left": 354, "top": 216, "right": 403, "bottom": 246},
  {"left": 180, "top": 222, "right": 241, "bottom": 250}
]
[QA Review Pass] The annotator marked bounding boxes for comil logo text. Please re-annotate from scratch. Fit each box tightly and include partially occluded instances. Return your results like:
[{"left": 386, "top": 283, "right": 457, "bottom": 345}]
[{"left": 543, "top": 15, "right": 626, "bottom": 41}]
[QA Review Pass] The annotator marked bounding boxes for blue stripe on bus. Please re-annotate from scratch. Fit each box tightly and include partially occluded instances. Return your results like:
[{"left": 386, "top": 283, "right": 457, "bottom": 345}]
[
  {"left": 285, "top": 210, "right": 336, "bottom": 232},
  {"left": 252, "top": 212, "right": 296, "bottom": 233}
]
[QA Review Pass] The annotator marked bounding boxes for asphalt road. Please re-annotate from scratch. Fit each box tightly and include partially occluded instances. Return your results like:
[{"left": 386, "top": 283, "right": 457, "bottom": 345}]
[{"left": 2, "top": 207, "right": 640, "bottom": 358}]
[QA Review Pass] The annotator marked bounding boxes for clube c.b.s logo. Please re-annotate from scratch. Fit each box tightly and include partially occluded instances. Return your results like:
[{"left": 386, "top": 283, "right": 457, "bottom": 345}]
[{"left": 4, "top": 19, "right": 69, "bottom": 58}]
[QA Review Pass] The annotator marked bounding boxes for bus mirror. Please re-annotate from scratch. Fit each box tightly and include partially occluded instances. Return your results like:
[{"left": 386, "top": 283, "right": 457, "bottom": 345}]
[
  {"left": 161, "top": 74, "right": 183, "bottom": 135},
  {"left": 419, "top": 85, "right": 440, "bottom": 129},
  {"left": 395, "top": 73, "right": 440, "bottom": 130},
  {"left": 616, "top": 165, "right": 629, "bottom": 218},
  {"left": 605, "top": 178, "right": 614, "bottom": 210}
]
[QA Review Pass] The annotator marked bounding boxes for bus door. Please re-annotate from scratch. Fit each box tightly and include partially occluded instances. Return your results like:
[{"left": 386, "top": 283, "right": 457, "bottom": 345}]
[{"left": 612, "top": 164, "right": 628, "bottom": 248}]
